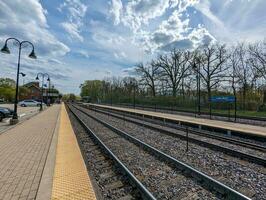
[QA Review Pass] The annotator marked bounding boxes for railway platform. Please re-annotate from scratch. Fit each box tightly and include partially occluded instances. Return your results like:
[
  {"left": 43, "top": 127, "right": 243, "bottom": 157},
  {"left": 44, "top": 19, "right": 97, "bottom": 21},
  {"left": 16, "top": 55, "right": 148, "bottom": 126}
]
[
  {"left": 0, "top": 104, "right": 97, "bottom": 200},
  {"left": 89, "top": 104, "right": 266, "bottom": 139}
]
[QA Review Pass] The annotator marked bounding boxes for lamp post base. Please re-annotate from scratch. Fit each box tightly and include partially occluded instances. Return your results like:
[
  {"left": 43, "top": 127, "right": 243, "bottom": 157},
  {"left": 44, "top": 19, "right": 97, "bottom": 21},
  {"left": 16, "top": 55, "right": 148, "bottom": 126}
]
[{"left": 10, "top": 118, "right": 19, "bottom": 125}]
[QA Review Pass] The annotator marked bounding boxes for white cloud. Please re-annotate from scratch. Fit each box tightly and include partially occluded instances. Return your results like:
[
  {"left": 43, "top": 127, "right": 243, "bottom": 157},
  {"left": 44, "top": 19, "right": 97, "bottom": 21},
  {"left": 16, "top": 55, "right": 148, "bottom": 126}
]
[
  {"left": 107, "top": 0, "right": 210, "bottom": 54},
  {"left": 61, "top": 22, "right": 84, "bottom": 42},
  {"left": 0, "top": 0, "right": 72, "bottom": 95},
  {"left": 110, "top": 0, "right": 123, "bottom": 25},
  {"left": 121, "top": 0, "right": 170, "bottom": 32},
  {"left": 58, "top": 0, "right": 87, "bottom": 42},
  {"left": 188, "top": 24, "right": 216, "bottom": 47},
  {"left": 0, "top": 0, "right": 69, "bottom": 57},
  {"left": 90, "top": 21, "right": 141, "bottom": 62},
  {"left": 152, "top": 10, "right": 190, "bottom": 44},
  {"left": 195, "top": 0, "right": 266, "bottom": 43},
  {"left": 77, "top": 50, "right": 90, "bottom": 58},
  {"left": 132, "top": 7, "right": 214, "bottom": 53},
  {"left": 110, "top": 0, "right": 200, "bottom": 32}
]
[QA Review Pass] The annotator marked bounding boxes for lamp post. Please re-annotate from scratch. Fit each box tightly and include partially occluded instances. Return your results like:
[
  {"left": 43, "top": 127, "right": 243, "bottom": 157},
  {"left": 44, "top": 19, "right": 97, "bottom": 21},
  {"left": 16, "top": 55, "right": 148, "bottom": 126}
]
[
  {"left": 47, "top": 80, "right": 51, "bottom": 106},
  {"left": 18, "top": 73, "right": 26, "bottom": 102},
  {"left": 36, "top": 73, "right": 50, "bottom": 111},
  {"left": 132, "top": 80, "right": 137, "bottom": 109},
  {"left": 192, "top": 59, "right": 201, "bottom": 116},
  {"left": 1, "top": 38, "right": 36, "bottom": 124},
  {"left": 110, "top": 85, "right": 113, "bottom": 106}
]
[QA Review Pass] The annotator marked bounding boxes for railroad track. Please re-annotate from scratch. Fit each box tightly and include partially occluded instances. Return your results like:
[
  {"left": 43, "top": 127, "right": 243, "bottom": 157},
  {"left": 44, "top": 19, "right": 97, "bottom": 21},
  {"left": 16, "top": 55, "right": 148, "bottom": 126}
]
[
  {"left": 68, "top": 104, "right": 252, "bottom": 200},
  {"left": 67, "top": 105, "right": 156, "bottom": 200},
  {"left": 84, "top": 105, "right": 266, "bottom": 166},
  {"left": 89, "top": 105, "right": 266, "bottom": 152}
]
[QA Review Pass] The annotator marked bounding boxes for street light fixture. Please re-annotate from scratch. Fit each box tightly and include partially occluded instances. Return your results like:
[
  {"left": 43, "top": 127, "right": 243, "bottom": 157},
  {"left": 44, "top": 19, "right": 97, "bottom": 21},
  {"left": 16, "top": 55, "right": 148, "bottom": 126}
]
[
  {"left": 19, "top": 72, "right": 26, "bottom": 86},
  {"left": 1, "top": 37, "right": 36, "bottom": 124},
  {"left": 20, "top": 72, "right": 26, "bottom": 77},
  {"left": 36, "top": 73, "right": 50, "bottom": 111},
  {"left": 28, "top": 50, "right": 37, "bottom": 59},
  {"left": 1, "top": 43, "right": 10, "bottom": 54}
]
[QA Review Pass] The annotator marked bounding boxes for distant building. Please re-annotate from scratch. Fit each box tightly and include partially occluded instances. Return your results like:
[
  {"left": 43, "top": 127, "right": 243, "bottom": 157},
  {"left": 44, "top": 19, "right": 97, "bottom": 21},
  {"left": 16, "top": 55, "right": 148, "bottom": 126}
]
[
  {"left": 22, "top": 82, "right": 42, "bottom": 100},
  {"left": 20, "top": 82, "right": 60, "bottom": 103}
]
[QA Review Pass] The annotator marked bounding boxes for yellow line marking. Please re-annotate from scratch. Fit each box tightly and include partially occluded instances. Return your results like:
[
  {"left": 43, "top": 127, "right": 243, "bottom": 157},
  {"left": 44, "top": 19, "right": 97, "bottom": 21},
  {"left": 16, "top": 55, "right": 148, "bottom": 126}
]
[{"left": 51, "top": 104, "right": 97, "bottom": 200}]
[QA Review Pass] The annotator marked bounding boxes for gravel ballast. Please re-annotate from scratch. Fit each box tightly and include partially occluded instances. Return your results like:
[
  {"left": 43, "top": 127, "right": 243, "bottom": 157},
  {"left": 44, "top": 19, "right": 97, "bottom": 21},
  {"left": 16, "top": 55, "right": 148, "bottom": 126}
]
[
  {"left": 78, "top": 106, "right": 266, "bottom": 200},
  {"left": 69, "top": 105, "right": 221, "bottom": 200}
]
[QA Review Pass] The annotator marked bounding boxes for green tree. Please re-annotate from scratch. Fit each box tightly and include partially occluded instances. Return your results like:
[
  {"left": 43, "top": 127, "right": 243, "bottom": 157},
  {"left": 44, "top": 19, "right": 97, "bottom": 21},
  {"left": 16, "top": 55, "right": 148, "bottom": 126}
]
[
  {"left": 0, "top": 78, "right": 15, "bottom": 87},
  {"left": 62, "top": 93, "right": 76, "bottom": 101},
  {"left": 80, "top": 80, "right": 103, "bottom": 102},
  {"left": 0, "top": 78, "right": 16, "bottom": 102}
]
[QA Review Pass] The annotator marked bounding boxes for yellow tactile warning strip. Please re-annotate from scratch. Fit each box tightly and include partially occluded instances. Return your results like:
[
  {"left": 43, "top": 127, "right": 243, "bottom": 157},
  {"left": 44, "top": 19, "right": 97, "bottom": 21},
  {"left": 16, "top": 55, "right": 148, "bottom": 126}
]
[{"left": 51, "top": 104, "right": 97, "bottom": 200}]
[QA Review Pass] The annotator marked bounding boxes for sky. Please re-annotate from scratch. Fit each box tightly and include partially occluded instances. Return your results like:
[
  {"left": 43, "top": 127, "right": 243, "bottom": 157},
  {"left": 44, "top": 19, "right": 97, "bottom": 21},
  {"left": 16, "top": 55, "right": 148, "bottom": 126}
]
[{"left": 0, "top": 0, "right": 266, "bottom": 94}]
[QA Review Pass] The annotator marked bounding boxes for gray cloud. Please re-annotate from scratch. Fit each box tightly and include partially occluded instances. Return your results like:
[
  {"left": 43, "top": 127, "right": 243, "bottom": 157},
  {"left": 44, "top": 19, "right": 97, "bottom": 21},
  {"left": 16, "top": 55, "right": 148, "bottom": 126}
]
[
  {"left": 160, "top": 39, "right": 194, "bottom": 51},
  {"left": 152, "top": 32, "right": 173, "bottom": 44}
]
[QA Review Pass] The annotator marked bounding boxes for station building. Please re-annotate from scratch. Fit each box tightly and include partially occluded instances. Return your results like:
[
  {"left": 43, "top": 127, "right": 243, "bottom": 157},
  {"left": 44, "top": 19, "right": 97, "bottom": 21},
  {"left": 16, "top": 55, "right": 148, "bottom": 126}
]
[{"left": 19, "top": 81, "right": 61, "bottom": 103}]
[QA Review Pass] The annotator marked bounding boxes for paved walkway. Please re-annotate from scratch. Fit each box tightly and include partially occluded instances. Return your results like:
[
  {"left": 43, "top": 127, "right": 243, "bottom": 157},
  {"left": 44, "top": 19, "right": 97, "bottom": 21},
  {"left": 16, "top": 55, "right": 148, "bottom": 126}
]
[
  {"left": 90, "top": 104, "right": 266, "bottom": 138},
  {"left": 0, "top": 105, "right": 60, "bottom": 200}
]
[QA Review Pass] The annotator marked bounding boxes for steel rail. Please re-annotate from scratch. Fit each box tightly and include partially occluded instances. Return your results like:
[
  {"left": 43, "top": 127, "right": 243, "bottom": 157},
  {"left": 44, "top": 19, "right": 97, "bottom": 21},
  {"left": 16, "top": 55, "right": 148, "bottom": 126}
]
[
  {"left": 67, "top": 104, "right": 157, "bottom": 200},
  {"left": 71, "top": 104, "right": 251, "bottom": 200},
  {"left": 86, "top": 105, "right": 266, "bottom": 166}
]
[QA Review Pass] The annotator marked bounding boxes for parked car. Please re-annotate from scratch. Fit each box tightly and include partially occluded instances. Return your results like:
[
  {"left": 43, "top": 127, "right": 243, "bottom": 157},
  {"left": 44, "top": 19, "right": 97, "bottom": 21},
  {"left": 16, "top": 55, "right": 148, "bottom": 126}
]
[
  {"left": 18, "top": 100, "right": 44, "bottom": 107},
  {"left": 0, "top": 107, "right": 13, "bottom": 122}
]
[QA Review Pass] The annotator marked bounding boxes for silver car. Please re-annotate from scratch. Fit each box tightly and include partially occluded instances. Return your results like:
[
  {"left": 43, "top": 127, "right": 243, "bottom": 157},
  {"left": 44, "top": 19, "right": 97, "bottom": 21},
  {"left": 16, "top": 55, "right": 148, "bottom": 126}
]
[{"left": 18, "top": 100, "right": 43, "bottom": 107}]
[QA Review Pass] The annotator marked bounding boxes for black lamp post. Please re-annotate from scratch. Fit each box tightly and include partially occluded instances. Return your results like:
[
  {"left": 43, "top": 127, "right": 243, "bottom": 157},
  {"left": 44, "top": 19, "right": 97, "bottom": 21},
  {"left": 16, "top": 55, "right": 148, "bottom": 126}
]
[
  {"left": 1, "top": 38, "right": 36, "bottom": 124},
  {"left": 18, "top": 73, "right": 26, "bottom": 101},
  {"left": 192, "top": 59, "right": 201, "bottom": 116},
  {"left": 110, "top": 85, "right": 113, "bottom": 106},
  {"left": 132, "top": 80, "right": 137, "bottom": 109},
  {"left": 36, "top": 73, "right": 50, "bottom": 111},
  {"left": 47, "top": 80, "right": 51, "bottom": 106}
]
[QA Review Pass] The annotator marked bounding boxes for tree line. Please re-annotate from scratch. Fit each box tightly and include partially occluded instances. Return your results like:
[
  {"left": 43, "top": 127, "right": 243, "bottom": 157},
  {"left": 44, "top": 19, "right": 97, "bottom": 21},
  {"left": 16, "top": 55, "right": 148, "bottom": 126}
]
[{"left": 80, "top": 41, "right": 266, "bottom": 113}]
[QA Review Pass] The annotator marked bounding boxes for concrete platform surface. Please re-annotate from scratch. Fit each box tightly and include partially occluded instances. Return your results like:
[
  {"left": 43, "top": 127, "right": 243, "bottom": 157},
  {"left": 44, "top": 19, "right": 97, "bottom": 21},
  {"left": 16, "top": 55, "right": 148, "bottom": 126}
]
[
  {"left": 0, "top": 105, "right": 60, "bottom": 200},
  {"left": 90, "top": 104, "right": 266, "bottom": 138}
]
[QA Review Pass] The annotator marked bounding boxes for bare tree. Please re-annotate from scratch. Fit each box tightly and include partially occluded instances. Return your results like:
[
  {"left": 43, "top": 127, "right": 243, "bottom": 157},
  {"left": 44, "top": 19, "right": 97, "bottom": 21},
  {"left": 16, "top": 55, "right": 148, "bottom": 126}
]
[
  {"left": 135, "top": 61, "right": 159, "bottom": 97},
  {"left": 197, "top": 44, "right": 229, "bottom": 100},
  {"left": 234, "top": 43, "right": 260, "bottom": 110},
  {"left": 249, "top": 41, "right": 266, "bottom": 80},
  {"left": 227, "top": 46, "right": 241, "bottom": 97},
  {"left": 157, "top": 49, "right": 191, "bottom": 97}
]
